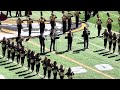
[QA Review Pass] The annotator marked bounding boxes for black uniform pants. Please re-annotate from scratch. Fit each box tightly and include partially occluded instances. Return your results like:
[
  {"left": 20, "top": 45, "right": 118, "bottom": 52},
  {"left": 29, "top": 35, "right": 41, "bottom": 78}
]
[
  {"left": 16, "top": 55, "right": 20, "bottom": 64},
  {"left": 104, "top": 39, "right": 107, "bottom": 48},
  {"left": 29, "top": 24, "right": 32, "bottom": 36},
  {"left": 68, "top": 22, "right": 71, "bottom": 31},
  {"left": 27, "top": 58, "right": 30, "bottom": 69},
  {"left": 113, "top": 42, "right": 116, "bottom": 53},
  {"left": 21, "top": 56, "right": 25, "bottom": 66},
  {"left": 40, "top": 24, "right": 45, "bottom": 34},
  {"left": 6, "top": 11, "right": 12, "bottom": 16},
  {"left": 107, "top": 24, "right": 112, "bottom": 32},
  {"left": 31, "top": 63, "right": 35, "bottom": 71},
  {"left": 53, "top": 73, "right": 57, "bottom": 79},
  {"left": 36, "top": 65, "right": 40, "bottom": 73},
  {"left": 84, "top": 38, "right": 88, "bottom": 49},
  {"left": 60, "top": 76, "right": 64, "bottom": 79},
  {"left": 97, "top": 25, "right": 101, "bottom": 36},
  {"left": 63, "top": 21, "right": 66, "bottom": 34},
  {"left": 43, "top": 67, "right": 47, "bottom": 77},
  {"left": 48, "top": 70, "right": 51, "bottom": 79},
  {"left": 50, "top": 21, "right": 55, "bottom": 29},
  {"left": 2, "top": 47, "right": 6, "bottom": 57},
  {"left": 11, "top": 52, "right": 15, "bottom": 62},
  {"left": 7, "top": 50, "right": 11, "bottom": 59},
  {"left": 76, "top": 16, "right": 79, "bottom": 28},
  {"left": 16, "top": 11, "right": 22, "bottom": 17},
  {"left": 118, "top": 46, "right": 120, "bottom": 54},
  {"left": 40, "top": 42, "right": 45, "bottom": 53},
  {"left": 68, "top": 39, "right": 72, "bottom": 50},
  {"left": 17, "top": 24, "right": 22, "bottom": 37},
  {"left": 50, "top": 39, "right": 55, "bottom": 51},
  {"left": 109, "top": 40, "right": 112, "bottom": 51}
]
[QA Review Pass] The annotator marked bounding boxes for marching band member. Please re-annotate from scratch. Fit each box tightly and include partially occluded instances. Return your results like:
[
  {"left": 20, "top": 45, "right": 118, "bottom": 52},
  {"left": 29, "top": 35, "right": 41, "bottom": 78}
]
[
  {"left": 112, "top": 33, "right": 117, "bottom": 53},
  {"left": 16, "top": 18, "right": 23, "bottom": 37},
  {"left": 52, "top": 61, "right": 59, "bottom": 79},
  {"left": 59, "top": 65, "right": 65, "bottom": 79},
  {"left": 95, "top": 18, "right": 102, "bottom": 37},
  {"left": 50, "top": 29, "right": 57, "bottom": 52},
  {"left": 62, "top": 13, "right": 67, "bottom": 34},
  {"left": 74, "top": 11, "right": 81, "bottom": 28},
  {"left": 50, "top": 12, "right": 57, "bottom": 30},
  {"left": 118, "top": 34, "right": 120, "bottom": 54},
  {"left": 35, "top": 53, "right": 41, "bottom": 75},
  {"left": 102, "top": 29, "right": 109, "bottom": 49},
  {"left": 65, "top": 67, "right": 74, "bottom": 79},
  {"left": 106, "top": 16, "right": 113, "bottom": 32},
  {"left": 0, "top": 37, "right": 7, "bottom": 58},
  {"left": 108, "top": 31, "right": 113, "bottom": 51},
  {"left": 67, "top": 12, "right": 73, "bottom": 31}
]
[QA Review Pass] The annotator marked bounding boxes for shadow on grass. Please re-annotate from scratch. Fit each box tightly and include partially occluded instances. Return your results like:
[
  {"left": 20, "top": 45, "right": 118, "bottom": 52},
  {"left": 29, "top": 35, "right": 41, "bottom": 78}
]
[
  {"left": 0, "top": 62, "right": 12, "bottom": 66},
  {"left": 19, "top": 71, "right": 32, "bottom": 77},
  {"left": 98, "top": 51, "right": 110, "bottom": 55},
  {"left": 93, "top": 49, "right": 105, "bottom": 52},
  {"left": 0, "top": 60, "right": 9, "bottom": 63},
  {"left": 108, "top": 55, "right": 118, "bottom": 58},
  {"left": 73, "top": 49, "right": 85, "bottom": 54},
  {"left": 102, "top": 53, "right": 113, "bottom": 56},
  {"left": 115, "top": 59, "right": 120, "bottom": 61},
  {"left": 56, "top": 50, "right": 69, "bottom": 54},
  {"left": 40, "top": 51, "right": 50, "bottom": 55},
  {"left": 24, "top": 74, "right": 37, "bottom": 78},
  {"left": 16, "top": 70, "right": 29, "bottom": 74},
  {"left": 5, "top": 64, "right": 18, "bottom": 68},
  {"left": 9, "top": 66, "right": 22, "bottom": 71},
  {"left": 76, "top": 42, "right": 84, "bottom": 44}
]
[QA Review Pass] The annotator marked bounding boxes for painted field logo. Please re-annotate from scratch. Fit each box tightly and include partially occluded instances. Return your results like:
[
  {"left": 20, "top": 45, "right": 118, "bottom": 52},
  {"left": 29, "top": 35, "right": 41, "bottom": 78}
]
[
  {"left": 71, "top": 66, "right": 87, "bottom": 74},
  {"left": 95, "top": 64, "right": 113, "bottom": 71}
]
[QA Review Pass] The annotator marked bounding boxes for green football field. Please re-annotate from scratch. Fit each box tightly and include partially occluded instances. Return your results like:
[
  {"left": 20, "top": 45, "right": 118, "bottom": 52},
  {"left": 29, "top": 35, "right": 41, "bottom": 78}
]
[{"left": 0, "top": 11, "right": 120, "bottom": 79}]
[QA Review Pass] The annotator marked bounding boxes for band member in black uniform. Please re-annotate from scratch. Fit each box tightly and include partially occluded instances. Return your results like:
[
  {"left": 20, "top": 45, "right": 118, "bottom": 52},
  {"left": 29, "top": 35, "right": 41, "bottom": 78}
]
[
  {"left": 52, "top": 61, "right": 58, "bottom": 79},
  {"left": 39, "top": 17, "right": 46, "bottom": 34},
  {"left": 16, "top": 36, "right": 23, "bottom": 47},
  {"left": 39, "top": 33, "right": 45, "bottom": 54},
  {"left": 62, "top": 13, "right": 67, "bottom": 34},
  {"left": 35, "top": 53, "right": 41, "bottom": 74},
  {"left": 67, "top": 30, "right": 73, "bottom": 51},
  {"left": 118, "top": 35, "right": 120, "bottom": 54},
  {"left": 41, "top": 56, "right": 48, "bottom": 78},
  {"left": 106, "top": 17, "right": 113, "bottom": 32},
  {"left": 27, "top": 18, "right": 33, "bottom": 36},
  {"left": 95, "top": 18, "right": 102, "bottom": 37},
  {"left": 50, "top": 12, "right": 57, "bottom": 30},
  {"left": 30, "top": 51, "right": 36, "bottom": 72},
  {"left": 67, "top": 12, "right": 73, "bottom": 31},
  {"left": 0, "top": 37, "right": 7, "bottom": 58},
  {"left": 27, "top": 49, "right": 31, "bottom": 70},
  {"left": 6, "top": 39, "right": 11, "bottom": 60},
  {"left": 59, "top": 65, "right": 65, "bottom": 79},
  {"left": 16, "top": 18, "right": 23, "bottom": 37},
  {"left": 16, "top": 43, "right": 21, "bottom": 64},
  {"left": 82, "top": 27, "right": 90, "bottom": 50},
  {"left": 16, "top": 11, "right": 22, "bottom": 17},
  {"left": 20, "top": 46, "right": 26, "bottom": 66},
  {"left": 75, "top": 11, "right": 81, "bottom": 28},
  {"left": 50, "top": 29, "right": 56, "bottom": 52},
  {"left": 47, "top": 59, "right": 53, "bottom": 79},
  {"left": 102, "top": 29, "right": 109, "bottom": 49},
  {"left": 11, "top": 42, "right": 15, "bottom": 62},
  {"left": 108, "top": 31, "right": 113, "bottom": 51},
  {"left": 112, "top": 33, "right": 117, "bottom": 53},
  {"left": 6, "top": 11, "right": 12, "bottom": 17},
  {"left": 65, "top": 67, "right": 74, "bottom": 79}
]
